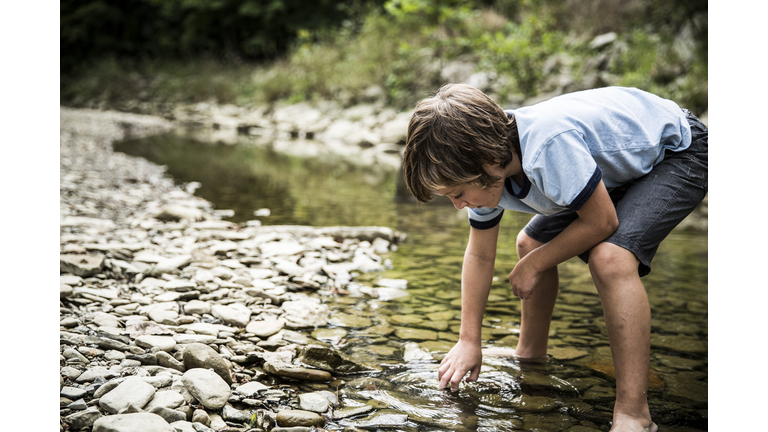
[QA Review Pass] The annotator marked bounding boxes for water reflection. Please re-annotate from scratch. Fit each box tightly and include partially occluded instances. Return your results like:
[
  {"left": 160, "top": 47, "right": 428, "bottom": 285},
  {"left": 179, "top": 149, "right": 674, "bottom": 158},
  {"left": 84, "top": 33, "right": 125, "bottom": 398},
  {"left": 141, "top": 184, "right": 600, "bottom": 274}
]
[{"left": 116, "top": 132, "right": 707, "bottom": 431}]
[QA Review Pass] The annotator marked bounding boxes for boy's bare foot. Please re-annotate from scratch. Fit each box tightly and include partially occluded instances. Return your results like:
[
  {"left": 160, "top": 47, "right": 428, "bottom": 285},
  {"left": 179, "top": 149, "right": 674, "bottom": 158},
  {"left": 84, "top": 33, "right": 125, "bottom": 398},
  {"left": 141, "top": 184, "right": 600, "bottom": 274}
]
[
  {"left": 481, "top": 347, "right": 549, "bottom": 363},
  {"left": 609, "top": 414, "right": 658, "bottom": 432}
]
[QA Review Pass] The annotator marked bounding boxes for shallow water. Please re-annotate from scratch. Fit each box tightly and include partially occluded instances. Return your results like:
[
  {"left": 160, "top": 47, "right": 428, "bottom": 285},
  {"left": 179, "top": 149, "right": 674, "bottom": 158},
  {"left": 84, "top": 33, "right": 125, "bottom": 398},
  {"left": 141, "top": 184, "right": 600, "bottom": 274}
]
[{"left": 116, "top": 132, "right": 708, "bottom": 431}]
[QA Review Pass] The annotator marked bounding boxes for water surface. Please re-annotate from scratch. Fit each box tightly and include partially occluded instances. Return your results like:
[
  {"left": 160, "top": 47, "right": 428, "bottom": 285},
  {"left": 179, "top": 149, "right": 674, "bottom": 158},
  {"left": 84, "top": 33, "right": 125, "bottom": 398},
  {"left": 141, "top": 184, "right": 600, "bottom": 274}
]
[{"left": 116, "top": 132, "right": 707, "bottom": 431}]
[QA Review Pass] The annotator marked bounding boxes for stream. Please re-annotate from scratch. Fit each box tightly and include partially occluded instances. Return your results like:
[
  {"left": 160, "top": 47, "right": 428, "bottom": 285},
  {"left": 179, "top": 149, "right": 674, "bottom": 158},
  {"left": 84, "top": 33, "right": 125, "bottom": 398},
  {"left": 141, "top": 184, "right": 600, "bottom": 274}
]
[{"left": 115, "top": 131, "right": 707, "bottom": 431}]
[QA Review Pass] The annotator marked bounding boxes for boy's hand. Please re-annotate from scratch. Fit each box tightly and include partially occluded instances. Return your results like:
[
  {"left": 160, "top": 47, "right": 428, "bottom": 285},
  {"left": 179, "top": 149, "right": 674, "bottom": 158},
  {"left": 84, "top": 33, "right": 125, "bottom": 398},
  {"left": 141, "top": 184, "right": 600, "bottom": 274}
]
[
  {"left": 509, "top": 255, "right": 543, "bottom": 299},
  {"left": 437, "top": 339, "right": 482, "bottom": 392}
]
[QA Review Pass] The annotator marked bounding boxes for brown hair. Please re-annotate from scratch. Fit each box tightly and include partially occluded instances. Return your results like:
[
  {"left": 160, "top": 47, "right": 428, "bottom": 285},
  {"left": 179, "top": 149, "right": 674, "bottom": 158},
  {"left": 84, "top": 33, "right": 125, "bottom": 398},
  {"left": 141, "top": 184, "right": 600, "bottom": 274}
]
[{"left": 402, "top": 83, "right": 519, "bottom": 203}]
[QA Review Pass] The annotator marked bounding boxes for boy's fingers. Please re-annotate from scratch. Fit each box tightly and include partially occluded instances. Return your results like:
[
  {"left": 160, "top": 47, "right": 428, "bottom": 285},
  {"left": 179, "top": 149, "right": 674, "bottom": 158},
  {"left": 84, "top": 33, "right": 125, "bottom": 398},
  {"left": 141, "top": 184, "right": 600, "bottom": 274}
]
[{"left": 467, "top": 366, "right": 480, "bottom": 383}]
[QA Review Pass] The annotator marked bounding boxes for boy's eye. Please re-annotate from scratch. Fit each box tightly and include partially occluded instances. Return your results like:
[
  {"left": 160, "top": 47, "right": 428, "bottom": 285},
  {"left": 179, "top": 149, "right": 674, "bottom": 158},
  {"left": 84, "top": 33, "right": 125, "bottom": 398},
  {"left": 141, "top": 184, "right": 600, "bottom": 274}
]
[{"left": 455, "top": 193, "right": 463, "bottom": 199}]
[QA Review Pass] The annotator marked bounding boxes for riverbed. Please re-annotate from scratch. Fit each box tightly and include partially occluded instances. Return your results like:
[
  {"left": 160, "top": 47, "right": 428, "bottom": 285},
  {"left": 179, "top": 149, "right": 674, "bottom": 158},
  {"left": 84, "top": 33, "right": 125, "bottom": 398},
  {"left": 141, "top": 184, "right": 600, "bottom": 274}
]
[{"left": 113, "top": 129, "right": 708, "bottom": 431}]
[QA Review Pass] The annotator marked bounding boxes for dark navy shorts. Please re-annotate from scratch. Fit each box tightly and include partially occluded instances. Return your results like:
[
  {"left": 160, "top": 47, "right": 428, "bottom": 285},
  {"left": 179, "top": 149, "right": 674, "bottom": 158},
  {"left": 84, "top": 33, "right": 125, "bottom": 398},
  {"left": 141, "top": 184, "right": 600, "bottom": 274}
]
[{"left": 523, "top": 109, "right": 708, "bottom": 276}]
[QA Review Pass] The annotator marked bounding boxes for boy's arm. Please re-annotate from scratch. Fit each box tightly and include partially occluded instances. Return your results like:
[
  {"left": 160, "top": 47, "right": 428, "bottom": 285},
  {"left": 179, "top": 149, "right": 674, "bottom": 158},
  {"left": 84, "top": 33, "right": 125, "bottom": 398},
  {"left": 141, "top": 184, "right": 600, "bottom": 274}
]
[
  {"left": 437, "top": 223, "right": 500, "bottom": 391},
  {"left": 510, "top": 180, "right": 618, "bottom": 299}
]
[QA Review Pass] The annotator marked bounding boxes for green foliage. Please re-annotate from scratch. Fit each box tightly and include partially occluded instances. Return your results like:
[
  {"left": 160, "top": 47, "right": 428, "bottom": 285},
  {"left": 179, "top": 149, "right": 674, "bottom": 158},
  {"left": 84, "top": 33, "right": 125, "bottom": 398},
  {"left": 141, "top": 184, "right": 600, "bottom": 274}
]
[
  {"left": 61, "top": 0, "right": 708, "bottom": 114},
  {"left": 478, "top": 16, "right": 565, "bottom": 97}
]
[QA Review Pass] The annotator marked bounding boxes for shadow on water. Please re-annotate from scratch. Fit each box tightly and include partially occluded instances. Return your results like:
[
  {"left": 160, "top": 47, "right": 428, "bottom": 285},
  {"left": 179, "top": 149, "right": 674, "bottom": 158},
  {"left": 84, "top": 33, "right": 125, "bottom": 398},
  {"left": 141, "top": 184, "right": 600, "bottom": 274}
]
[{"left": 116, "top": 131, "right": 708, "bottom": 431}]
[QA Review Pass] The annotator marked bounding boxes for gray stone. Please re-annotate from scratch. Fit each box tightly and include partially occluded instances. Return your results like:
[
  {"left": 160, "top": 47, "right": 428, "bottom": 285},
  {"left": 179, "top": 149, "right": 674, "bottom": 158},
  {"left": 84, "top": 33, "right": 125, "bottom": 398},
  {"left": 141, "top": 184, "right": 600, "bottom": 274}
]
[
  {"left": 263, "top": 361, "right": 332, "bottom": 382},
  {"left": 61, "top": 274, "right": 84, "bottom": 286},
  {"left": 191, "top": 409, "right": 211, "bottom": 426},
  {"left": 173, "top": 334, "right": 216, "bottom": 345},
  {"left": 246, "top": 318, "right": 285, "bottom": 337},
  {"left": 145, "top": 390, "right": 185, "bottom": 411},
  {"left": 61, "top": 254, "right": 105, "bottom": 277},
  {"left": 182, "top": 342, "right": 232, "bottom": 384},
  {"left": 61, "top": 283, "right": 74, "bottom": 298},
  {"left": 63, "top": 348, "right": 90, "bottom": 364},
  {"left": 149, "top": 406, "right": 187, "bottom": 424},
  {"left": 234, "top": 381, "right": 270, "bottom": 397},
  {"left": 76, "top": 366, "right": 117, "bottom": 383},
  {"left": 136, "top": 335, "right": 177, "bottom": 352},
  {"left": 183, "top": 300, "right": 211, "bottom": 315},
  {"left": 333, "top": 404, "right": 374, "bottom": 420},
  {"left": 181, "top": 368, "right": 230, "bottom": 410},
  {"left": 99, "top": 377, "right": 157, "bottom": 413},
  {"left": 64, "top": 406, "right": 103, "bottom": 430},
  {"left": 92, "top": 312, "right": 121, "bottom": 328},
  {"left": 211, "top": 303, "right": 250, "bottom": 327},
  {"left": 299, "top": 392, "right": 330, "bottom": 413},
  {"left": 169, "top": 421, "right": 197, "bottom": 432},
  {"left": 156, "top": 351, "right": 186, "bottom": 372},
  {"left": 93, "top": 412, "right": 176, "bottom": 432},
  {"left": 61, "top": 386, "right": 88, "bottom": 400},
  {"left": 275, "top": 410, "right": 324, "bottom": 428},
  {"left": 297, "top": 345, "right": 380, "bottom": 374},
  {"left": 222, "top": 404, "right": 251, "bottom": 423},
  {"left": 148, "top": 255, "right": 193, "bottom": 276}
]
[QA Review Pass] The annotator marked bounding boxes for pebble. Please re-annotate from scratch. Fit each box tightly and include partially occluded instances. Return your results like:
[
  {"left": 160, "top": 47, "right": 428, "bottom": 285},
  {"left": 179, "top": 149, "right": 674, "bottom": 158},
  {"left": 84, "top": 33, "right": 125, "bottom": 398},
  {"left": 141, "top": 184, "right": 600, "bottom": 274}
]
[
  {"left": 182, "top": 343, "right": 232, "bottom": 384},
  {"left": 181, "top": 369, "right": 230, "bottom": 410}
]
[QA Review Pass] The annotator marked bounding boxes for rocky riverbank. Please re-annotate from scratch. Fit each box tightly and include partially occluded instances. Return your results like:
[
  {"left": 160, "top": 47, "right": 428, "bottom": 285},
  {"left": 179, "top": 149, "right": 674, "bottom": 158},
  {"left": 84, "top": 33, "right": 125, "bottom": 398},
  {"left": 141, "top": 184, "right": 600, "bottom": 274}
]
[{"left": 60, "top": 108, "right": 409, "bottom": 432}]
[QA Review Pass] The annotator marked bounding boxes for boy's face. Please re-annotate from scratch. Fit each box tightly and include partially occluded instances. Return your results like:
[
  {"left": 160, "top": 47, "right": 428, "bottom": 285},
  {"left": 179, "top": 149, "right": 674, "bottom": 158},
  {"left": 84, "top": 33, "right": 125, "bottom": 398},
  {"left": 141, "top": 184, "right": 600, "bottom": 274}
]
[
  {"left": 433, "top": 182, "right": 504, "bottom": 211},
  {"left": 432, "top": 163, "right": 508, "bottom": 210}
]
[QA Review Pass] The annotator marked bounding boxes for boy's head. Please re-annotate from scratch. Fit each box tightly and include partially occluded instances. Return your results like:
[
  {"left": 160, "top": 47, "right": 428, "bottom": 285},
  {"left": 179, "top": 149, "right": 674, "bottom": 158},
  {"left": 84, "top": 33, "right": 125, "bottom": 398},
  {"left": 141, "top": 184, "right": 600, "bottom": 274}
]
[{"left": 402, "top": 83, "right": 519, "bottom": 203}]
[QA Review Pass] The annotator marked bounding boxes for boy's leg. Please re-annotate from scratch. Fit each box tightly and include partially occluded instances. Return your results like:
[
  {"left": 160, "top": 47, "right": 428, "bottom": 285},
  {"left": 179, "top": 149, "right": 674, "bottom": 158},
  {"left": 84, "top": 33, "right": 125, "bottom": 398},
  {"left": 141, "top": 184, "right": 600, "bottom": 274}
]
[
  {"left": 483, "top": 231, "right": 558, "bottom": 360},
  {"left": 514, "top": 231, "right": 559, "bottom": 358},
  {"left": 589, "top": 242, "right": 656, "bottom": 432}
]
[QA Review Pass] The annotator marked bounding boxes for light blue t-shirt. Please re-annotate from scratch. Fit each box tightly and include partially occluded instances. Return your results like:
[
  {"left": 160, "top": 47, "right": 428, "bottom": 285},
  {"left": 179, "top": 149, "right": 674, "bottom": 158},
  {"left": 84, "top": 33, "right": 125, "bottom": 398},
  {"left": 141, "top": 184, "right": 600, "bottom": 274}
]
[{"left": 468, "top": 87, "right": 692, "bottom": 229}]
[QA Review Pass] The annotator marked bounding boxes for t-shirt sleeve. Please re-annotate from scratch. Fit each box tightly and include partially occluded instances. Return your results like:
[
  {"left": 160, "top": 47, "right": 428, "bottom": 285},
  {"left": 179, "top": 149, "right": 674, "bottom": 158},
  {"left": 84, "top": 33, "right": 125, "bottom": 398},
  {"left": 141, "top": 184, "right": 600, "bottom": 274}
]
[
  {"left": 468, "top": 206, "right": 504, "bottom": 230},
  {"left": 527, "top": 129, "right": 603, "bottom": 211}
]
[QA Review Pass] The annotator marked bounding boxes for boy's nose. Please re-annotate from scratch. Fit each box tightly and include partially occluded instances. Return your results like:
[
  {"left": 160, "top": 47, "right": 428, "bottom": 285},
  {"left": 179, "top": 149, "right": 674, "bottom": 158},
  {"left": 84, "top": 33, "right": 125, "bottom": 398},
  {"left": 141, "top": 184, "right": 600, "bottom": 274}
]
[{"left": 450, "top": 197, "right": 466, "bottom": 210}]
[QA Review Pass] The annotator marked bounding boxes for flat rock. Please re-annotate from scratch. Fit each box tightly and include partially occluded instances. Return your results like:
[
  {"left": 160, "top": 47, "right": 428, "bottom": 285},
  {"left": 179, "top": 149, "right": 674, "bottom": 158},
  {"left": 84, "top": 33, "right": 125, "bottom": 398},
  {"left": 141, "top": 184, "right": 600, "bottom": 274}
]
[
  {"left": 99, "top": 377, "right": 157, "bottom": 414},
  {"left": 234, "top": 381, "right": 271, "bottom": 397},
  {"left": 393, "top": 327, "right": 437, "bottom": 341},
  {"left": 333, "top": 404, "right": 375, "bottom": 420},
  {"left": 64, "top": 406, "right": 103, "bottom": 430},
  {"left": 60, "top": 254, "right": 105, "bottom": 277},
  {"left": 181, "top": 368, "right": 231, "bottom": 410},
  {"left": 145, "top": 390, "right": 186, "bottom": 411},
  {"left": 246, "top": 318, "right": 286, "bottom": 337},
  {"left": 183, "top": 300, "right": 211, "bottom": 315},
  {"left": 211, "top": 303, "right": 251, "bottom": 327},
  {"left": 136, "top": 335, "right": 177, "bottom": 352},
  {"left": 275, "top": 409, "right": 324, "bottom": 428},
  {"left": 298, "top": 345, "right": 380, "bottom": 374},
  {"left": 93, "top": 412, "right": 176, "bottom": 432},
  {"left": 299, "top": 392, "right": 331, "bottom": 413},
  {"left": 263, "top": 361, "right": 332, "bottom": 382}
]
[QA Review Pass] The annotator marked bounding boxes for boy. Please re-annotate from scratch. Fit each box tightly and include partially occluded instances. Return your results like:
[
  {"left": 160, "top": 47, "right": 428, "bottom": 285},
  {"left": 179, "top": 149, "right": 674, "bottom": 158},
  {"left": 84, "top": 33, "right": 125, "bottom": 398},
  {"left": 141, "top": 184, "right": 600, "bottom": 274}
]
[{"left": 402, "top": 84, "right": 707, "bottom": 432}]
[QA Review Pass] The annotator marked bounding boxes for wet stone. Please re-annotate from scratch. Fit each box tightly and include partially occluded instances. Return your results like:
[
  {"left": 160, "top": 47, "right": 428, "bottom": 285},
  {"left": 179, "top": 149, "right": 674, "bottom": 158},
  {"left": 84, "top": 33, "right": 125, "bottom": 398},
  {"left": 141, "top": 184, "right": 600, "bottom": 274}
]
[
  {"left": 333, "top": 404, "right": 375, "bottom": 420},
  {"left": 275, "top": 409, "right": 325, "bottom": 428},
  {"left": 394, "top": 327, "right": 437, "bottom": 341},
  {"left": 582, "top": 385, "right": 616, "bottom": 402},
  {"left": 299, "top": 392, "right": 331, "bottom": 412},
  {"left": 263, "top": 361, "right": 332, "bottom": 382},
  {"left": 327, "top": 312, "right": 372, "bottom": 328}
]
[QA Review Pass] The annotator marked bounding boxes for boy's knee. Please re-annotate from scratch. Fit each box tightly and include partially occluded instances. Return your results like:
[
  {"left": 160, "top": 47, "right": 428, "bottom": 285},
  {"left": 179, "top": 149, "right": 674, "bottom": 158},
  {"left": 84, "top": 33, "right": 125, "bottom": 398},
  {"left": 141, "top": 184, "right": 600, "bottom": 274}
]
[
  {"left": 588, "top": 242, "right": 639, "bottom": 285},
  {"left": 516, "top": 231, "right": 543, "bottom": 258}
]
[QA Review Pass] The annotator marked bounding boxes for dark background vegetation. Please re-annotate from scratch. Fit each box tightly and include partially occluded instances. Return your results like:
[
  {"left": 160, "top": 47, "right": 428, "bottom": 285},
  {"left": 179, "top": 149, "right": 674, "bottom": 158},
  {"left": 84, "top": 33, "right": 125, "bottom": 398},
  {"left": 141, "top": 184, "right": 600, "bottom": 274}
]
[{"left": 60, "top": 0, "right": 707, "bottom": 114}]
